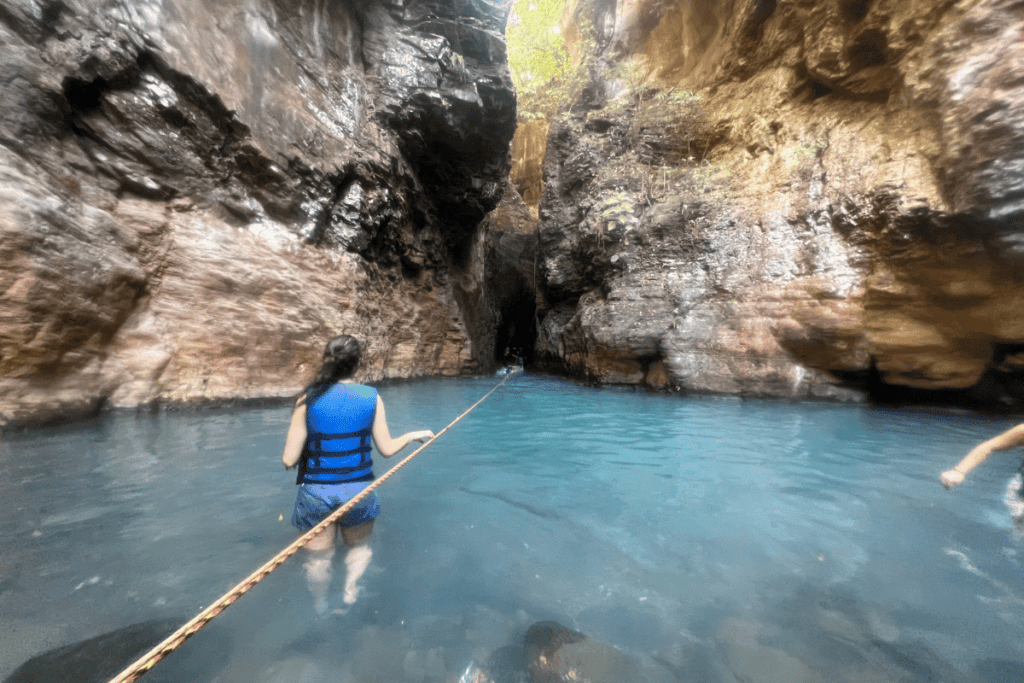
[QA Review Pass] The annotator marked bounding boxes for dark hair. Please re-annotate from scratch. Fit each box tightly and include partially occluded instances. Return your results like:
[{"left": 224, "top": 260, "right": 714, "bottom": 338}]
[{"left": 303, "top": 334, "right": 362, "bottom": 402}]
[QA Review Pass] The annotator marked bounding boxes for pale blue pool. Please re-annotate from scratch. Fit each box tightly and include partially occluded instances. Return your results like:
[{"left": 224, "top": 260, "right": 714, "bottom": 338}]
[{"left": 2, "top": 375, "right": 1022, "bottom": 682}]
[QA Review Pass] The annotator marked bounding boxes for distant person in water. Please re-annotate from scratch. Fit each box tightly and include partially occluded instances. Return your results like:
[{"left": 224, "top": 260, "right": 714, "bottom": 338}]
[
  {"left": 282, "top": 334, "right": 434, "bottom": 615},
  {"left": 941, "top": 423, "right": 1024, "bottom": 524},
  {"left": 496, "top": 364, "right": 521, "bottom": 377}
]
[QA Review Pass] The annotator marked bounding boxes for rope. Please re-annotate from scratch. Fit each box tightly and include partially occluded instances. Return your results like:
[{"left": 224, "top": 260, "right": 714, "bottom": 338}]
[{"left": 109, "top": 372, "right": 513, "bottom": 683}]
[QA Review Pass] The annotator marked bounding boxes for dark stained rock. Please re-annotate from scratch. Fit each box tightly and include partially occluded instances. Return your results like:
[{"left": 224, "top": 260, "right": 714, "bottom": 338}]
[{"left": 364, "top": 1, "right": 517, "bottom": 245}]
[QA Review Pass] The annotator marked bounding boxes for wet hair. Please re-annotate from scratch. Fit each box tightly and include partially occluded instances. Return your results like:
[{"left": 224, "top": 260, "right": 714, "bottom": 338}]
[{"left": 303, "top": 334, "right": 362, "bottom": 402}]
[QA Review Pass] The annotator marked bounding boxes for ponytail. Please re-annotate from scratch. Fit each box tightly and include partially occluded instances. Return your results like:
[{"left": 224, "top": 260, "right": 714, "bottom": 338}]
[{"left": 302, "top": 335, "right": 362, "bottom": 402}]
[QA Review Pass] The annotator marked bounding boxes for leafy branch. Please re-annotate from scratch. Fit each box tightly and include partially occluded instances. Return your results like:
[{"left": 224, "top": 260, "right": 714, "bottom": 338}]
[{"left": 506, "top": 0, "right": 593, "bottom": 120}]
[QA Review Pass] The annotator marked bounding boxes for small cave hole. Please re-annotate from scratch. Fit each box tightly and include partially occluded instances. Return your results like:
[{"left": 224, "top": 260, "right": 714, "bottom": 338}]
[
  {"left": 848, "top": 29, "right": 889, "bottom": 69},
  {"left": 840, "top": 0, "right": 872, "bottom": 22},
  {"left": 62, "top": 76, "right": 107, "bottom": 112},
  {"left": 41, "top": 1, "right": 67, "bottom": 30},
  {"left": 808, "top": 80, "right": 833, "bottom": 100}
]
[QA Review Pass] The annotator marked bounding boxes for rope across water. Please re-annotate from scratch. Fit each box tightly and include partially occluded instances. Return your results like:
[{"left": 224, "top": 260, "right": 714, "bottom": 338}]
[{"left": 108, "top": 372, "right": 513, "bottom": 683}]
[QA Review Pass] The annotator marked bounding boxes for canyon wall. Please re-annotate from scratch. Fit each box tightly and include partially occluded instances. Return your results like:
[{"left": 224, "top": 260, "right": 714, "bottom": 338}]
[
  {"left": 0, "top": 0, "right": 516, "bottom": 426},
  {"left": 525, "top": 0, "right": 1024, "bottom": 407},
  {"left": 6, "top": 0, "right": 1024, "bottom": 423}
]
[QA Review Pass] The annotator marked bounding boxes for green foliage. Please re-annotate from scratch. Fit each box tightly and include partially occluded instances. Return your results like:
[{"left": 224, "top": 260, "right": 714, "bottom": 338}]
[
  {"left": 506, "top": 0, "right": 567, "bottom": 92},
  {"left": 506, "top": 0, "right": 591, "bottom": 120}
]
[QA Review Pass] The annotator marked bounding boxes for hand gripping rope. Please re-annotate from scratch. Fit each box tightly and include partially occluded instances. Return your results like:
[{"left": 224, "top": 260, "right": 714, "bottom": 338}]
[{"left": 108, "top": 372, "right": 513, "bottom": 683}]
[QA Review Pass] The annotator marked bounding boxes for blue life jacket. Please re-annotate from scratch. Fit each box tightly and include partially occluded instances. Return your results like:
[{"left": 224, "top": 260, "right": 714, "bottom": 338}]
[{"left": 297, "top": 383, "right": 377, "bottom": 485}]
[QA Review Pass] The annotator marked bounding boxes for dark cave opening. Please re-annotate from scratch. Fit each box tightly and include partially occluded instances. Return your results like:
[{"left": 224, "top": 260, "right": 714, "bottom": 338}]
[
  {"left": 863, "top": 351, "right": 1024, "bottom": 414},
  {"left": 992, "top": 342, "right": 1024, "bottom": 366},
  {"left": 62, "top": 76, "right": 108, "bottom": 113},
  {"left": 494, "top": 289, "right": 537, "bottom": 367}
]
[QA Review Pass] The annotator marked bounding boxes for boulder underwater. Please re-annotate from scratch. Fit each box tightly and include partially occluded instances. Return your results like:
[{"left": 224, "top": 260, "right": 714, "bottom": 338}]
[
  {"left": 3, "top": 618, "right": 230, "bottom": 683},
  {"left": 523, "top": 620, "right": 674, "bottom": 683}
]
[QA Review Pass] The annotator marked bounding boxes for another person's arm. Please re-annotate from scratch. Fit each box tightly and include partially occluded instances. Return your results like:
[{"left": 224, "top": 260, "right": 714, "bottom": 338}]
[
  {"left": 281, "top": 397, "right": 308, "bottom": 470},
  {"left": 942, "top": 423, "right": 1024, "bottom": 489},
  {"left": 371, "top": 394, "right": 434, "bottom": 457}
]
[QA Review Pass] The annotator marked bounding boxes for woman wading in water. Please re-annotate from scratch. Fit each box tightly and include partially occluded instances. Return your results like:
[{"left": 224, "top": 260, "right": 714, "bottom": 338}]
[{"left": 282, "top": 335, "right": 433, "bottom": 614}]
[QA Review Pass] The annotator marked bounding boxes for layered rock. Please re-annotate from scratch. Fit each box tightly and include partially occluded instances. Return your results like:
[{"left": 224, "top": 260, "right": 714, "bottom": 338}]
[
  {"left": 0, "top": 0, "right": 515, "bottom": 426},
  {"left": 528, "top": 0, "right": 1024, "bottom": 407}
]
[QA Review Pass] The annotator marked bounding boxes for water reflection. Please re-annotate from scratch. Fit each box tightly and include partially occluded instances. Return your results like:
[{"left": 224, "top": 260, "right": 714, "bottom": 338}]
[{"left": 1, "top": 376, "right": 1022, "bottom": 682}]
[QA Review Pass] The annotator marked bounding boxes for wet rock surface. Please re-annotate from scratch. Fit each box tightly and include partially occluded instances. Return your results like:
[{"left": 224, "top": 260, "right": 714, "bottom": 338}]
[
  {"left": 523, "top": 0, "right": 1024, "bottom": 408},
  {"left": 0, "top": 0, "right": 515, "bottom": 426}
]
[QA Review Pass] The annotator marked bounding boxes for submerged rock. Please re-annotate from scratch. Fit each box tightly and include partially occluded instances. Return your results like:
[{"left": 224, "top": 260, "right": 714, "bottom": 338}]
[
  {"left": 523, "top": 620, "right": 674, "bottom": 683},
  {"left": 716, "top": 618, "right": 816, "bottom": 683},
  {"left": 3, "top": 618, "right": 229, "bottom": 683}
]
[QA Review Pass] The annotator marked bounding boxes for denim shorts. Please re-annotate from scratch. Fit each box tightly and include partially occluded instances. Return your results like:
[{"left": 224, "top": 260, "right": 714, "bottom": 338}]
[{"left": 291, "top": 481, "right": 380, "bottom": 531}]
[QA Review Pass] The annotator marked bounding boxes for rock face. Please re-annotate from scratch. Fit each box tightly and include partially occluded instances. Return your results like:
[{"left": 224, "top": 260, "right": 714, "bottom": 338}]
[
  {"left": 526, "top": 0, "right": 1024, "bottom": 407},
  {"left": 0, "top": 0, "right": 515, "bottom": 426}
]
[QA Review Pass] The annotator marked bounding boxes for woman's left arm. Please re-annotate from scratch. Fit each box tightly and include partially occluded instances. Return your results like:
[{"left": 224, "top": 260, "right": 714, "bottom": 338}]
[
  {"left": 371, "top": 394, "right": 434, "bottom": 457},
  {"left": 281, "top": 398, "right": 308, "bottom": 470}
]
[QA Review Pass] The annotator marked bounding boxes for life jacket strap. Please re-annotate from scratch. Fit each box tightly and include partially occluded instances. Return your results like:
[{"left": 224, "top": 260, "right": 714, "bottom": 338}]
[{"left": 299, "top": 428, "right": 374, "bottom": 484}]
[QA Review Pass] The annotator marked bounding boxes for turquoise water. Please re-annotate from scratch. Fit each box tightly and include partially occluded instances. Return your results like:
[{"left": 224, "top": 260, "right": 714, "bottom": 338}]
[{"left": 2, "top": 374, "right": 1023, "bottom": 682}]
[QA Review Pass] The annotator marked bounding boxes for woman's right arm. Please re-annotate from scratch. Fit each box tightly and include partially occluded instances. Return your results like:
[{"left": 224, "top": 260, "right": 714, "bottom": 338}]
[
  {"left": 942, "top": 423, "right": 1024, "bottom": 488},
  {"left": 371, "top": 395, "right": 434, "bottom": 458},
  {"left": 281, "top": 397, "right": 308, "bottom": 470}
]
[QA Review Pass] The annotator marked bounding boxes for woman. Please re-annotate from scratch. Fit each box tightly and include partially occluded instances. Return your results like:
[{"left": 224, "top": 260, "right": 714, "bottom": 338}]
[{"left": 282, "top": 335, "right": 434, "bottom": 614}]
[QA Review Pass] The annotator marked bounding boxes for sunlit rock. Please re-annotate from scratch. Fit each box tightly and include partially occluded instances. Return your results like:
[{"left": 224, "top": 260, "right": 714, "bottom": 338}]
[{"left": 525, "top": 0, "right": 1024, "bottom": 408}]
